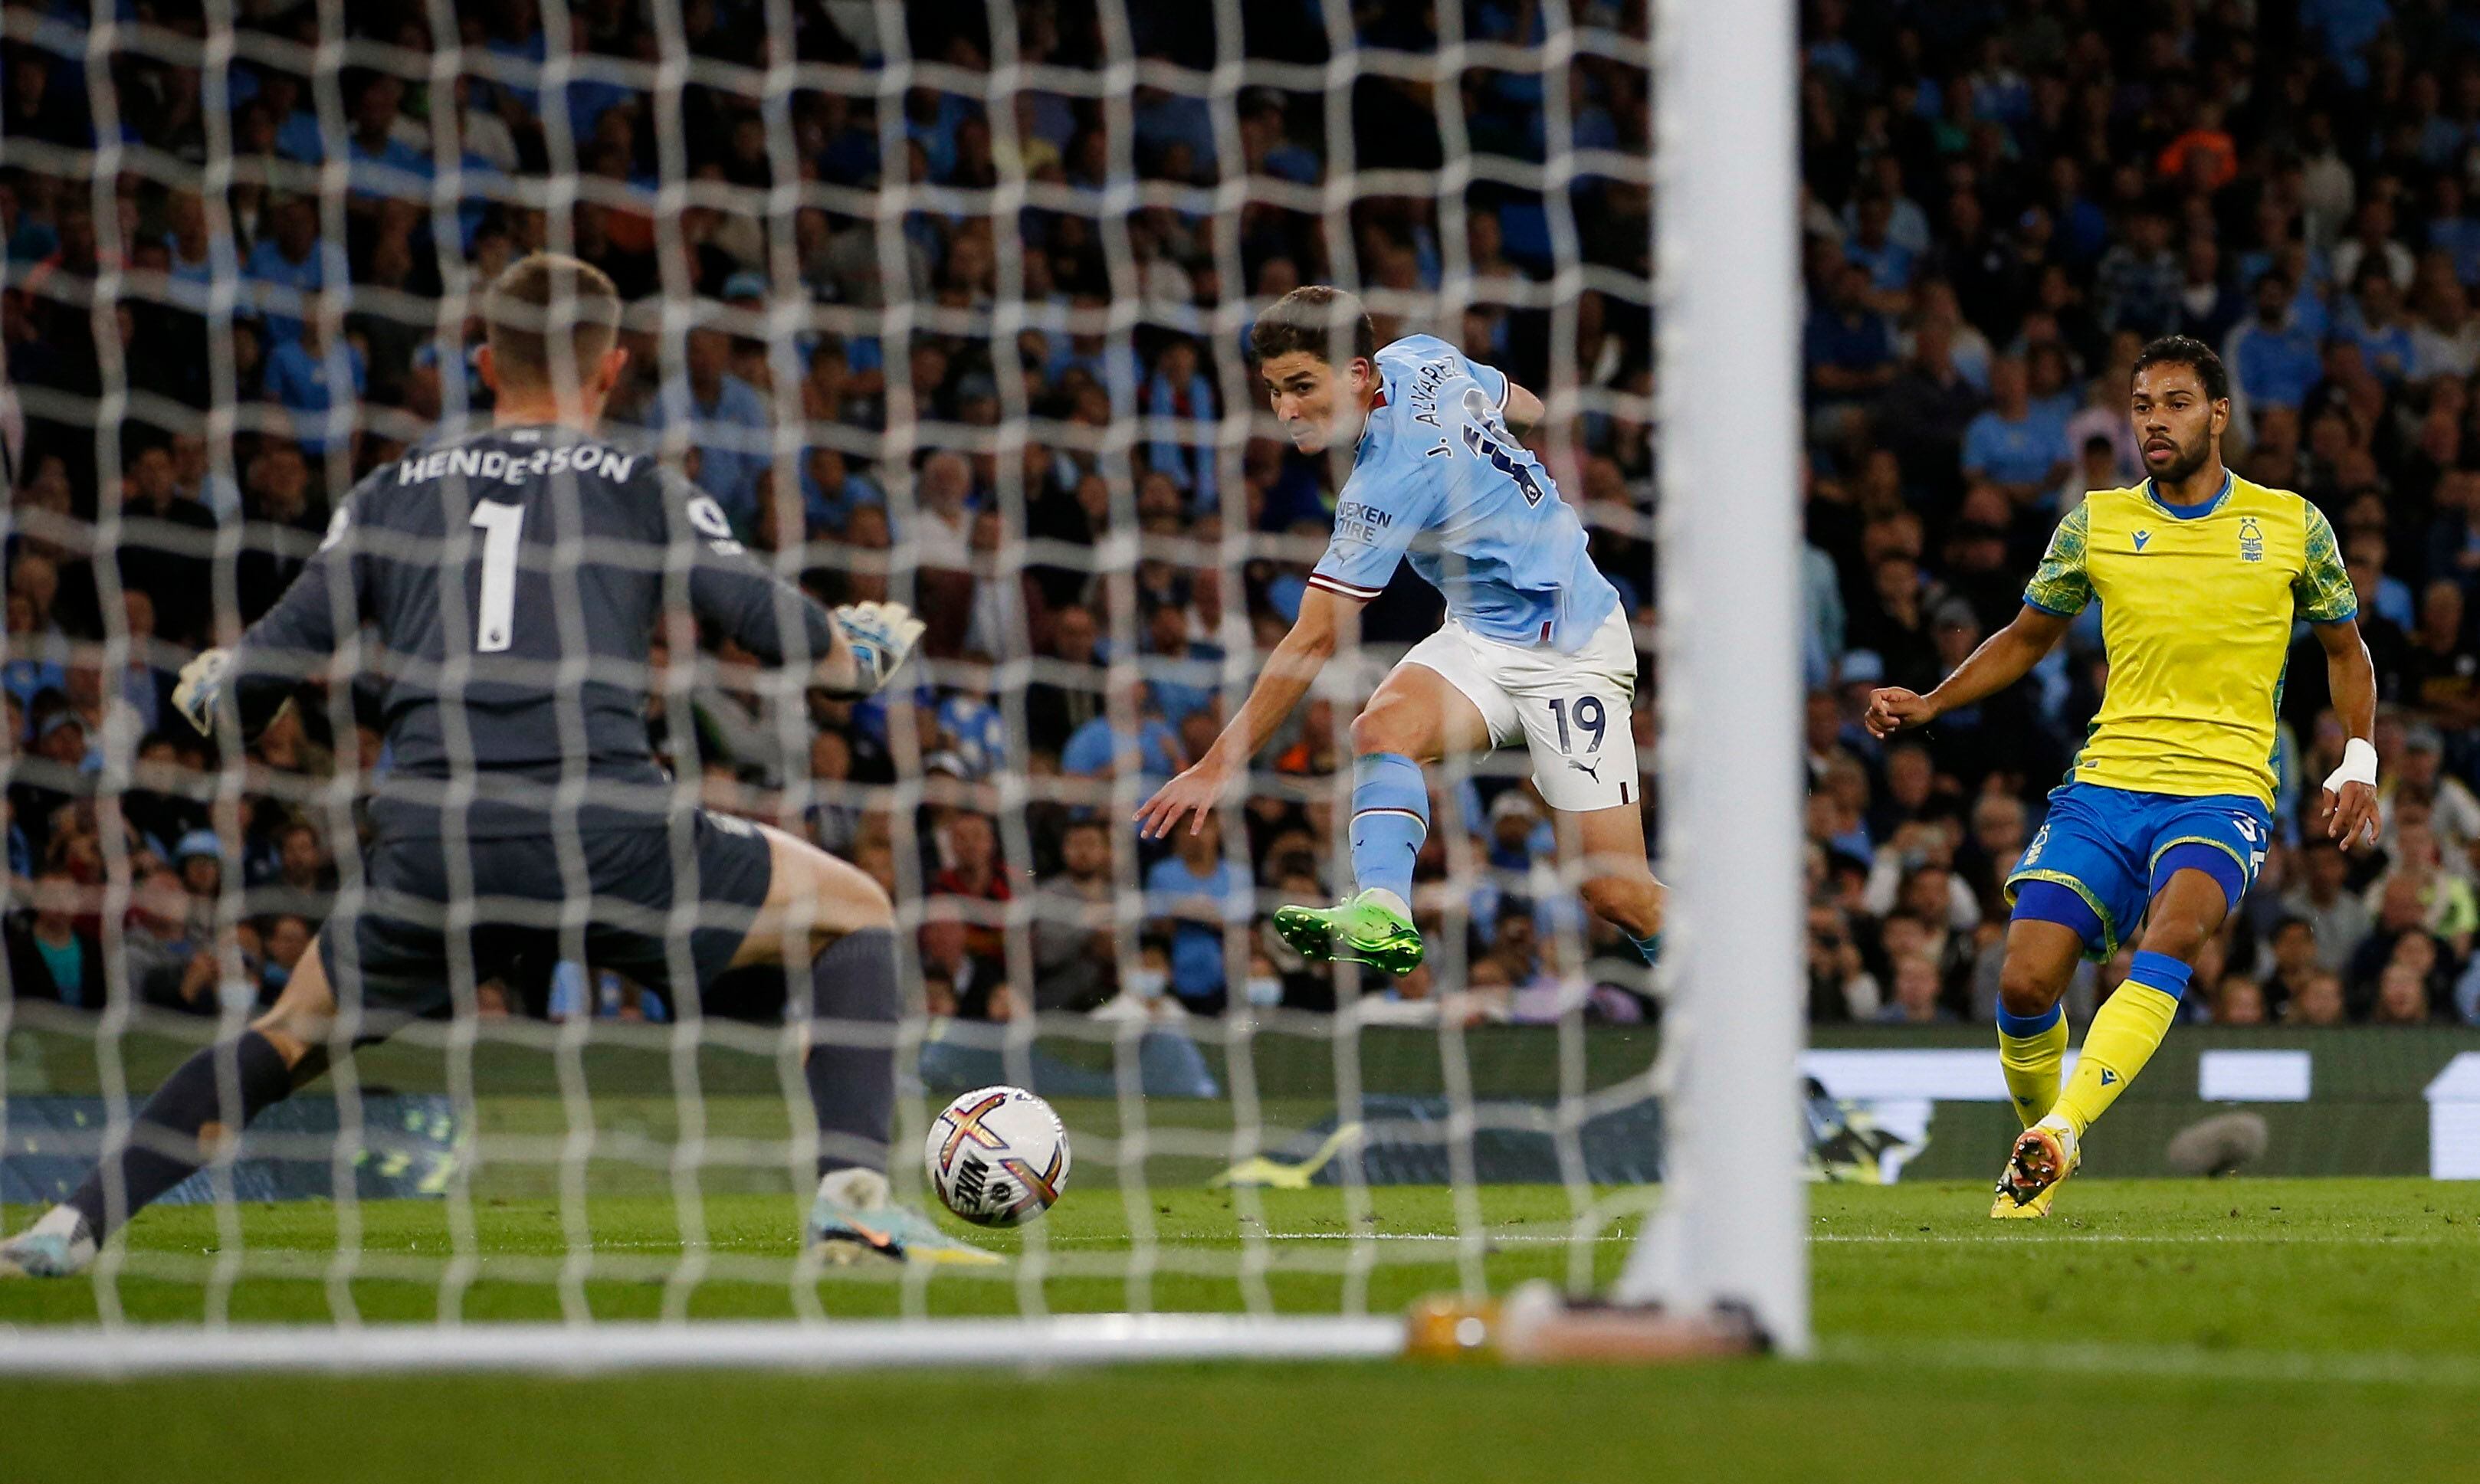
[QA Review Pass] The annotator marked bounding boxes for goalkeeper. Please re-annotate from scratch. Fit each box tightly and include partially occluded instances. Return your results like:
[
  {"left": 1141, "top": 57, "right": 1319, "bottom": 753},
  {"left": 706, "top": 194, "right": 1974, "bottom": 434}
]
[
  {"left": 1866, "top": 336, "right": 2378, "bottom": 1217},
  {"left": 1, "top": 254, "right": 991, "bottom": 1275}
]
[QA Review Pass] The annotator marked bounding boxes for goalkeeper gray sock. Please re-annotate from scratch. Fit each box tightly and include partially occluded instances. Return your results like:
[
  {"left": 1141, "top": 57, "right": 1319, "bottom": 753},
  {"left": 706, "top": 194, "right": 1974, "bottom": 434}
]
[
  {"left": 803, "top": 927, "right": 898, "bottom": 1181},
  {"left": 67, "top": 1029, "right": 295, "bottom": 1240}
]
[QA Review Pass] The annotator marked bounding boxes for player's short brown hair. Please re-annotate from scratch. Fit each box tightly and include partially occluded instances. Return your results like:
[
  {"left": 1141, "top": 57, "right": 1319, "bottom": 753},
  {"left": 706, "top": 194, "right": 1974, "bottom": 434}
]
[
  {"left": 2131, "top": 334, "right": 2230, "bottom": 404},
  {"left": 484, "top": 252, "right": 622, "bottom": 388},
  {"left": 1249, "top": 285, "right": 1377, "bottom": 368}
]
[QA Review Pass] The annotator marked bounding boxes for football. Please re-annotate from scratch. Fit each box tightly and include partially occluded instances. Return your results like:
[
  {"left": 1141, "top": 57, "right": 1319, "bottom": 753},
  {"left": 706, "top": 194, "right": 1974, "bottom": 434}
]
[{"left": 923, "top": 1086, "right": 1071, "bottom": 1227}]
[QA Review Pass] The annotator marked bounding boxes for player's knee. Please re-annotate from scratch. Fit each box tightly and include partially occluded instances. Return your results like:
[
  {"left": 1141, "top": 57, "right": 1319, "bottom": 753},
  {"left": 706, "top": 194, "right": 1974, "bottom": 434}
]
[
  {"left": 2135, "top": 918, "right": 2209, "bottom": 965},
  {"left": 244, "top": 1016, "right": 323, "bottom": 1073},
  {"left": 1996, "top": 958, "right": 2065, "bottom": 1019},
  {"left": 1580, "top": 873, "right": 1657, "bottom": 937},
  {"left": 817, "top": 863, "right": 895, "bottom": 936},
  {"left": 1349, "top": 704, "right": 1415, "bottom": 758}
]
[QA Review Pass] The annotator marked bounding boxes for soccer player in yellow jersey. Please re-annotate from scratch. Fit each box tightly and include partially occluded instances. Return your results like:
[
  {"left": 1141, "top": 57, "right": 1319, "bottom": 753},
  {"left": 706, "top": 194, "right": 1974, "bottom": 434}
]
[{"left": 1865, "top": 336, "right": 2380, "bottom": 1217}]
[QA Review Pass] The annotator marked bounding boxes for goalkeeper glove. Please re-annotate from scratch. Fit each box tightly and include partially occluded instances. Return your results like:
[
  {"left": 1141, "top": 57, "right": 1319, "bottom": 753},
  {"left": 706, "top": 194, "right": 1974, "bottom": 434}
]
[
  {"left": 170, "top": 648, "right": 231, "bottom": 736},
  {"left": 830, "top": 601, "right": 926, "bottom": 696}
]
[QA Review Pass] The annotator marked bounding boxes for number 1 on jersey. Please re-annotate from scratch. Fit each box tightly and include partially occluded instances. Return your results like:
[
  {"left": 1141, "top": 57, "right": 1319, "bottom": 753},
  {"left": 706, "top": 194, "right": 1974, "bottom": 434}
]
[{"left": 471, "top": 500, "right": 525, "bottom": 653}]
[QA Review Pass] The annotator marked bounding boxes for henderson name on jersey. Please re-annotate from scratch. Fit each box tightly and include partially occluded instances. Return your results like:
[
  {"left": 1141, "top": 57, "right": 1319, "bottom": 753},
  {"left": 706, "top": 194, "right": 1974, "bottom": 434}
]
[{"left": 226, "top": 421, "right": 839, "bottom": 840}]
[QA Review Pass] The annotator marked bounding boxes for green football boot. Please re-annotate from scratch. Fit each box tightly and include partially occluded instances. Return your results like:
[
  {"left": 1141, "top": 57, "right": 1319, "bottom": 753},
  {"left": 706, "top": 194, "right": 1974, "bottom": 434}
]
[{"left": 1273, "top": 889, "right": 1426, "bottom": 976}]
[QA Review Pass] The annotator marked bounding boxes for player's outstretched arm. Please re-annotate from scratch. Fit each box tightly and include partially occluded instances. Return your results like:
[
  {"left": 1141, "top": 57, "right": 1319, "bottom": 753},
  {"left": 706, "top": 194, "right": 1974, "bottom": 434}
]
[
  {"left": 1135, "top": 585, "right": 1356, "bottom": 838},
  {"left": 175, "top": 497, "right": 362, "bottom": 742},
  {"left": 2314, "top": 615, "right": 2380, "bottom": 849},
  {"left": 1864, "top": 604, "right": 2072, "bottom": 739},
  {"left": 671, "top": 483, "right": 920, "bottom": 696}
]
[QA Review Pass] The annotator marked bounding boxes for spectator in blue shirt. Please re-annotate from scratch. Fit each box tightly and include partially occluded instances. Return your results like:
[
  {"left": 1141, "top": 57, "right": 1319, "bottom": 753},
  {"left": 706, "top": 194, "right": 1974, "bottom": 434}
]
[
  {"left": 1143, "top": 811, "right": 1250, "bottom": 1011},
  {"left": 1842, "top": 191, "right": 1917, "bottom": 311},
  {"left": 2172, "top": 237, "right": 2246, "bottom": 349},
  {"left": 1061, "top": 673, "right": 1184, "bottom": 788},
  {"left": 242, "top": 195, "right": 327, "bottom": 346},
  {"left": 1240, "top": 92, "right": 1320, "bottom": 184},
  {"left": 345, "top": 73, "right": 432, "bottom": 201},
  {"left": 2340, "top": 264, "right": 2416, "bottom": 385},
  {"left": 2092, "top": 210, "right": 2183, "bottom": 336},
  {"left": 161, "top": 189, "right": 233, "bottom": 310},
  {"left": 799, "top": 445, "right": 884, "bottom": 536},
  {"left": 903, "top": 87, "right": 973, "bottom": 182},
  {"left": 255, "top": 70, "right": 326, "bottom": 165},
  {"left": 1144, "top": 338, "right": 1219, "bottom": 513},
  {"left": 645, "top": 325, "right": 773, "bottom": 533},
  {"left": 1140, "top": 597, "right": 1223, "bottom": 729},
  {"left": 933, "top": 667, "right": 1008, "bottom": 782},
  {"left": 2429, "top": 175, "right": 2480, "bottom": 287},
  {"left": 1133, "top": 84, "right": 1217, "bottom": 182},
  {"left": 2, "top": 588, "right": 66, "bottom": 713},
  {"left": 261, "top": 300, "right": 366, "bottom": 457},
  {"left": 2225, "top": 270, "right": 2327, "bottom": 435},
  {"left": 1960, "top": 356, "right": 2067, "bottom": 506},
  {"left": 2044, "top": 158, "right": 2111, "bottom": 269},
  {"left": 1805, "top": 260, "right": 1898, "bottom": 433},
  {"left": 2300, "top": 0, "right": 2391, "bottom": 89}
]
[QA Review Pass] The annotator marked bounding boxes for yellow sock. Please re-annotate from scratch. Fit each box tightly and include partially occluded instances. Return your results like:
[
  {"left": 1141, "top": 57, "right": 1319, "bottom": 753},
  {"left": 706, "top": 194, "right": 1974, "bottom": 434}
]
[
  {"left": 2051, "top": 952, "right": 2189, "bottom": 1138},
  {"left": 1996, "top": 1007, "right": 2068, "bottom": 1131}
]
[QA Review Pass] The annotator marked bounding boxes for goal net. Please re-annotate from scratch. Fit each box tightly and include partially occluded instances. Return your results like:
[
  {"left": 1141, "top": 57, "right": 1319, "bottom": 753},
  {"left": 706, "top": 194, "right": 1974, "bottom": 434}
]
[{"left": 0, "top": 0, "right": 1802, "bottom": 1368}]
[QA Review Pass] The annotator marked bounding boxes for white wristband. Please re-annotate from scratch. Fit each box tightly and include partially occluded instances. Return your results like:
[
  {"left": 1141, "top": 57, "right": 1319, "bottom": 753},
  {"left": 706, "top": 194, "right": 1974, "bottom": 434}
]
[{"left": 2324, "top": 736, "right": 2378, "bottom": 794}]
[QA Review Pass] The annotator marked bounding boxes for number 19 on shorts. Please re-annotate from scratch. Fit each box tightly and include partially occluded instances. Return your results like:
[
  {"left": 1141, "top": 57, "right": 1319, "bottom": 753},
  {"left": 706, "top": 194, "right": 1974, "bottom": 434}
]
[{"left": 1547, "top": 695, "right": 1606, "bottom": 754}]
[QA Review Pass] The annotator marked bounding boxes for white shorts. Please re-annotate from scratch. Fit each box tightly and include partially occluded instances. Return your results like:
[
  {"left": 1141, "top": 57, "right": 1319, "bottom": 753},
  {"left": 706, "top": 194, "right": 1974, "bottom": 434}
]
[{"left": 1398, "top": 607, "right": 1642, "bottom": 813}]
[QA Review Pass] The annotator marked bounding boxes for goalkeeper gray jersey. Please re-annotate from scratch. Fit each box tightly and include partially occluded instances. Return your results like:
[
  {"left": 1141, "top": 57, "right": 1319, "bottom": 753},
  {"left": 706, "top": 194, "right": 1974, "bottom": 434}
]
[{"left": 229, "top": 421, "right": 836, "bottom": 837}]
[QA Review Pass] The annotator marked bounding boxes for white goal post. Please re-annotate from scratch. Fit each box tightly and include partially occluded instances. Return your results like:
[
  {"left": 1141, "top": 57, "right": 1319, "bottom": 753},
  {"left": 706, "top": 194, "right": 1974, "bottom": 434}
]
[{"left": 1616, "top": 0, "right": 1809, "bottom": 1351}]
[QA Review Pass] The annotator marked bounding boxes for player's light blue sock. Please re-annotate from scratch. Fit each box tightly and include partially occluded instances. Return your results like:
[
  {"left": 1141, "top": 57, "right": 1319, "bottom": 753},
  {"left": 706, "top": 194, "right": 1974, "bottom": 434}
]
[{"left": 1348, "top": 752, "right": 1429, "bottom": 906}]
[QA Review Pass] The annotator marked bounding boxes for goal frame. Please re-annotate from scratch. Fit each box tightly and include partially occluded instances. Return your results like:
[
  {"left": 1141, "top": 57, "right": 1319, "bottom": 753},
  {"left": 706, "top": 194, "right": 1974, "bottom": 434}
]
[{"left": 0, "top": 0, "right": 1806, "bottom": 1369}]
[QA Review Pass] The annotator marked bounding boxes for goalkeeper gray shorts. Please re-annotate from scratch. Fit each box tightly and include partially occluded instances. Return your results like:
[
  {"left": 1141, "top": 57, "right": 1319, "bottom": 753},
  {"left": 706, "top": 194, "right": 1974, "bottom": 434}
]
[{"left": 313, "top": 810, "right": 776, "bottom": 1020}]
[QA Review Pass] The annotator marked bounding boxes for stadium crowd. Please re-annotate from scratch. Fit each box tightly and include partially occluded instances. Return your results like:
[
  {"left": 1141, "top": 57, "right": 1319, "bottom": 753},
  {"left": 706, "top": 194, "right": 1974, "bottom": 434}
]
[
  {"left": 0, "top": 0, "right": 1658, "bottom": 1031},
  {"left": 1796, "top": 0, "right": 2480, "bottom": 1029},
  {"left": 8, "top": 0, "right": 2480, "bottom": 1037}
]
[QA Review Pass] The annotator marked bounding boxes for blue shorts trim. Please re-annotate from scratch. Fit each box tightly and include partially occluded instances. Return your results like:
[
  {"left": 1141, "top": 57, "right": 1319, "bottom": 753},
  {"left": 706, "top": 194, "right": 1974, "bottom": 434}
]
[
  {"left": 2003, "top": 782, "right": 2268, "bottom": 962},
  {"left": 2010, "top": 879, "right": 2106, "bottom": 949},
  {"left": 2150, "top": 840, "right": 2245, "bottom": 914}
]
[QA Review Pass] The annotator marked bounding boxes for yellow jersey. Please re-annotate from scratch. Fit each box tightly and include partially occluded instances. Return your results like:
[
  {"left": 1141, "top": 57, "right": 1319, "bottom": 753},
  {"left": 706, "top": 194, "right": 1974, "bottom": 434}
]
[{"left": 2021, "top": 471, "right": 2357, "bottom": 809}]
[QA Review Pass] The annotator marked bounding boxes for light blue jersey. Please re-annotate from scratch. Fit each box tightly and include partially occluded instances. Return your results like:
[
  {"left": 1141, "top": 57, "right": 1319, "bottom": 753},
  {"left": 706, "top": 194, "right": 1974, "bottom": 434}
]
[{"left": 1307, "top": 334, "right": 1621, "bottom": 652}]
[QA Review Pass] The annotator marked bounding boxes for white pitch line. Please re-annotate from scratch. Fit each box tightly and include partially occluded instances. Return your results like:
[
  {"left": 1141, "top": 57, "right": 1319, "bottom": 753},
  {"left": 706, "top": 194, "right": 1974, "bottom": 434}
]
[
  {"left": 1255, "top": 1232, "right": 1622, "bottom": 1243},
  {"left": 1813, "top": 1231, "right": 2472, "bottom": 1245},
  {"left": 440, "top": 1230, "right": 2476, "bottom": 1249},
  {"left": 1822, "top": 1336, "right": 2480, "bottom": 1389}
]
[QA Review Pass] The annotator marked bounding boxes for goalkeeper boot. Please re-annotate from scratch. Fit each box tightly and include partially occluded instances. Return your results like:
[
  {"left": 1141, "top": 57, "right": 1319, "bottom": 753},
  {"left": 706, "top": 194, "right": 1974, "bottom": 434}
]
[
  {"left": 0, "top": 1208, "right": 96, "bottom": 1279},
  {"left": 807, "top": 1170, "right": 1002, "bottom": 1268},
  {"left": 1990, "top": 1121, "right": 2081, "bottom": 1220},
  {"left": 1273, "top": 889, "right": 1426, "bottom": 976}
]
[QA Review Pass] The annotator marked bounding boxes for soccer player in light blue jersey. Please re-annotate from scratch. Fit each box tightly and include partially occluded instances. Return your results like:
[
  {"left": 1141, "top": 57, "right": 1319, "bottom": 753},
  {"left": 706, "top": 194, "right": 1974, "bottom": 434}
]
[{"left": 1136, "top": 287, "right": 1663, "bottom": 976}]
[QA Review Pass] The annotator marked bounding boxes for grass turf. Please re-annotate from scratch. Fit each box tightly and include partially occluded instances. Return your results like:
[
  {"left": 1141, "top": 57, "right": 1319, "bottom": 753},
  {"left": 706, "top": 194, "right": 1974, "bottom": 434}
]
[{"left": 7, "top": 1178, "right": 2480, "bottom": 1481}]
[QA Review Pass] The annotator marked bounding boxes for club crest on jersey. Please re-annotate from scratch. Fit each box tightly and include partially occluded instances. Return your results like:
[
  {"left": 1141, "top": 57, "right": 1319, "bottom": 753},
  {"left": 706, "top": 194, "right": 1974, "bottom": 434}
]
[{"left": 2238, "top": 516, "right": 2264, "bottom": 562}]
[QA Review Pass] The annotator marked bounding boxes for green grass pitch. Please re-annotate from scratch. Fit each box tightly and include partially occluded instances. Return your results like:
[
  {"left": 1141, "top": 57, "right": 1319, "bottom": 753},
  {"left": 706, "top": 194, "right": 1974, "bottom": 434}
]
[{"left": 7, "top": 1177, "right": 2480, "bottom": 1482}]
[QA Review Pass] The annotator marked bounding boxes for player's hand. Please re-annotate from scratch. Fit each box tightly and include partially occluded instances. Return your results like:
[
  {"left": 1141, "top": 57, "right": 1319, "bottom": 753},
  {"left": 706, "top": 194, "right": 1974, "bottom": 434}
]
[
  {"left": 1134, "top": 752, "right": 1233, "bottom": 840},
  {"left": 2323, "top": 779, "right": 2379, "bottom": 850},
  {"left": 170, "top": 648, "right": 231, "bottom": 736},
  {"left": 2321, "top": 737, "right": 2380, "bottom": 850},
  {"left": 1863, "top": 686, "right": 1937, "bottom": 739},
  {"left": 828, "top": 601, "right": 926, "bottom": 696}
]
